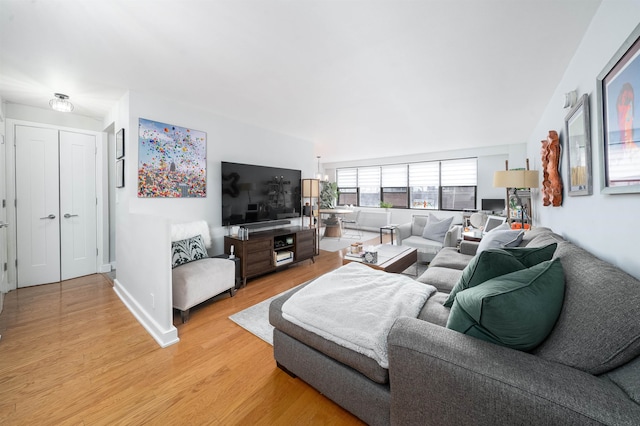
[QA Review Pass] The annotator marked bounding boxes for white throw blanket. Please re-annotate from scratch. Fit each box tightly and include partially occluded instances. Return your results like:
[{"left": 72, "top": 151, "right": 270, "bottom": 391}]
[{"left": 282, "top": 262, "right": 436, "bottom": 368}]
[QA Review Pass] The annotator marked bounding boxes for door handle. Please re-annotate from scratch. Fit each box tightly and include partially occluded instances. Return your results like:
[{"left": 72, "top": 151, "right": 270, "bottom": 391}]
[
  {"left": 40, "top": 214, "right": 56, "bottom": 220},
  {"left": 64, "top": 213, "right": 79, "bottom": 218},
  {"left": 0, "top": 222, "right": 8, "bottom": 228}
]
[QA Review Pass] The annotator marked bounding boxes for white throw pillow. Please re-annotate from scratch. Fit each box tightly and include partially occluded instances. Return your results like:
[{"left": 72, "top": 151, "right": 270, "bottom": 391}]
[
  {"left": 421, "top": 215, "right": 454, "bottom": 243},
  {"left": 477, "top": 229, "right": 525, "bottom": 253}
]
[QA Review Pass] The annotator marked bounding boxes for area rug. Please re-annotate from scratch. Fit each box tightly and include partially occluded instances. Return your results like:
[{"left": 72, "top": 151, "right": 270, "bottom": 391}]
[
  {"left": 228, "top": 288, "right": 299, "bottom": 345},
  {"left": 319, "top": 230, "right": 380, "bottom": 252}
]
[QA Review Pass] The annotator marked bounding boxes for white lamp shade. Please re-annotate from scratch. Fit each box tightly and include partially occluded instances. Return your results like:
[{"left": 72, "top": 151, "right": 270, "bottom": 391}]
[
  {"left": 493, "top": 170, "right": 539, "bottom": 189},
  {"left": 302, "top": 179, "right": 320, "bottom": 197}
]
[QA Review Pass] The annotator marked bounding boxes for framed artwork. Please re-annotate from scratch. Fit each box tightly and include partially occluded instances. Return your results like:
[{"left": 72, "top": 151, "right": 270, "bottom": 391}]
[
  {"left": 597, "top": 23, "right": 640, "bottom": 194},
  {"left": 137, "top": 118, "right": 207, "bottom": 198},
  {"left": 116, "top": 159, "right": 124, "bottom": 188},
  {"left": 565, "top": 94, "right": 592, "bottom": 196},
  {"left": 116, "top": 128, "right": 125, "bottom": 159}
]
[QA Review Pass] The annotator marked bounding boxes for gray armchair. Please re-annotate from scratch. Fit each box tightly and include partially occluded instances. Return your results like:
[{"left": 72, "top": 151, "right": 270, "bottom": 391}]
[{"left": 397, "top": 214, "right": 462, "bottom": 263}]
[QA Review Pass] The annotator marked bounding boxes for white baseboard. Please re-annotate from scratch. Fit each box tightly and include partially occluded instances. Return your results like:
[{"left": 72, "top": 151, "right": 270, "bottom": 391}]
[
  {"left": 98, "top": 263, "right": 112, "bottom": 273},
  {"left": 113, "top": 279, "right": 179, "bottom": 348}
]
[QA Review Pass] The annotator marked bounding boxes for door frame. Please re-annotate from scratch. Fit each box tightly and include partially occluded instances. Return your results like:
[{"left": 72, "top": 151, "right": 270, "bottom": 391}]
[{"left": 5, "top": 119, "right": 109, "bottom": 291}]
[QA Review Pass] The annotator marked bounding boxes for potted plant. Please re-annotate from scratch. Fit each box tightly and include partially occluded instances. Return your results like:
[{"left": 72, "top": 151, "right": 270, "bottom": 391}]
[
  {"left": 380, "top": 201, "right": 393, "bottom": 224},
  {"left": 320, "top": 181, "right": 339, "bottom": 209}
]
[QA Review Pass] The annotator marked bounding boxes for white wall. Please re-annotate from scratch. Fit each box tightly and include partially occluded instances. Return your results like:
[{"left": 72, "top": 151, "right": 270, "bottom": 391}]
[
  {"left": 527, "top": 0, "right": 640, "bottom": 279},
  {"left": 5, "top": 102, "right": 103, "bottom": 132},
  {"left": 109, "top": 90, "right": 315, "bottom": 346}
]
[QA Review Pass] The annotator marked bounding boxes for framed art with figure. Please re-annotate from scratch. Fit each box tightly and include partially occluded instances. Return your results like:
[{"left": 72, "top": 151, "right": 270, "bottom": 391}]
[
  {"left": 565, "top": 93, "right": 592, "bottom": 196},
  {"left": 597, "top": 22, "right": 640, "bottom": 194}
]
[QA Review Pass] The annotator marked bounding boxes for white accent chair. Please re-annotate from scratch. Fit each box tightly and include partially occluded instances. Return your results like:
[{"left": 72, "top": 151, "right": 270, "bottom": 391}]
[
  {"left": 171, "top": 221, "right": 236, "bottom": 323},
  {"left": 341, "top": 210, "right": 363, "bottom": 238},
  {"left": 172, "top": 258, "right": 236, "bottom": 323},
  {"left": 397, "top": 213, "right": 462, "bottom": 263}
]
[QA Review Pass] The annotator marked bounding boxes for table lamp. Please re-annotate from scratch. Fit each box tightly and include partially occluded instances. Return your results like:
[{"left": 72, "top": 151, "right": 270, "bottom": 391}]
[{"left": 493, "top": 163, "right": 539, "bottom": 229}]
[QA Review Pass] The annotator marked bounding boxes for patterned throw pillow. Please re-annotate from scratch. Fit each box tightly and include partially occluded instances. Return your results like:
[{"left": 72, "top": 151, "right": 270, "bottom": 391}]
[{"left": 171, "top": 234, "right": 209, "bottom": 268}]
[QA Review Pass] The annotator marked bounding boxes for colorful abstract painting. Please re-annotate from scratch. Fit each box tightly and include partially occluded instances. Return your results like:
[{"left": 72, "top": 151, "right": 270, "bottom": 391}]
[{"left": 138, "top": 118, "right": 207, "bottom": 198}]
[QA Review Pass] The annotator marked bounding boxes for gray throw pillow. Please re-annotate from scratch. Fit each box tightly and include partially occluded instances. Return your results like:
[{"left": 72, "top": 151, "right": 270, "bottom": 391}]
[
  {"left": 476, "top": 229, "right": 524, "bottom": 253},
  {"left": 422, "top": 215, "right": 454, "bottom": 243}
]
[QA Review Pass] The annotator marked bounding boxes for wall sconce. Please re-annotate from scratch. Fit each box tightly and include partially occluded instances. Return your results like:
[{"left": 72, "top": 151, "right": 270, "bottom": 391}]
[
  {"left": 49, "top": 93, "right": 74, "bottom": 112},
  {"left": 563, "top": 90, "right": 578, "bottom": 109}
]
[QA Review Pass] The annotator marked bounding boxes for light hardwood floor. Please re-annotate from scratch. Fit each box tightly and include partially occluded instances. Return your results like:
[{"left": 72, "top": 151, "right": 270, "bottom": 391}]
[{"left": 0, "top": 237, "right": 391, "bottom": 425}]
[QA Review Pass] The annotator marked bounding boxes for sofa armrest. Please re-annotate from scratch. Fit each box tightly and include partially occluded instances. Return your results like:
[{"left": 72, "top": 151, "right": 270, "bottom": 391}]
[
  {"left": 443, "top": 225, "right": 461, "bottom": 247},
  {"left": 459, "top": 240, "right": 479, "bottom": 255},
  {"left": 396, "top": 222, "right": 412, "bottom": 245},
  {"left": 388, "top": 318, "right": 640, "bottom": 425}
]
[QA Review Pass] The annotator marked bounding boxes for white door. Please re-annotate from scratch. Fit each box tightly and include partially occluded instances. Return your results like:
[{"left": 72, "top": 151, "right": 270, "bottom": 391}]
[
  {"left": 16, "top": 126, "right": 61, "bottom": 287},
  {"left": 15, "top": 126, "right": 97, "bottom": 287},
  {"left": 59, "top": 131, "right": 97, "bottom": 280},
  {"left": 0, "top": 133, "right": 8, "bottom": 305}
]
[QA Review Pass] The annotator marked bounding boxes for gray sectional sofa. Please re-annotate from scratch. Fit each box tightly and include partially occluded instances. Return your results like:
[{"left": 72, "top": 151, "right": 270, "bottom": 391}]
[{"left": 269, "top": 227, "right": 640, "bottom": 425}]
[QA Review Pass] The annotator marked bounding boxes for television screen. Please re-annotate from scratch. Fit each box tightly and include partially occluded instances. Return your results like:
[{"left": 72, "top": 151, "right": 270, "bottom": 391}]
[
  {"left": 221, "top": 161, "right": 302, "bottom": 226},
  {"left": 481, "top": 198, "right": 505, "bottom": 213}
]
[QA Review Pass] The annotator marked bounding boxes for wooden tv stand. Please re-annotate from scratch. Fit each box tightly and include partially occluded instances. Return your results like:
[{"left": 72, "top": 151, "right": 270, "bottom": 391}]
[{"left": 223, "top": 226, "right": 317, "bottom": 286}]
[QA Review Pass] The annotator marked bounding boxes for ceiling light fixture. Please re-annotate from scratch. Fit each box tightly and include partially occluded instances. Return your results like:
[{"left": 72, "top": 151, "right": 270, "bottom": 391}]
[{"left": 49, "top": 93, "right": 74, "bottom": 112}]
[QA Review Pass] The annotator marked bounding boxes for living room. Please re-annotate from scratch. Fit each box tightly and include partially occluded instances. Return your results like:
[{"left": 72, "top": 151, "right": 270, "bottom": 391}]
[{"left": 1, "top": 0, "right": 639, "bottom": 424}]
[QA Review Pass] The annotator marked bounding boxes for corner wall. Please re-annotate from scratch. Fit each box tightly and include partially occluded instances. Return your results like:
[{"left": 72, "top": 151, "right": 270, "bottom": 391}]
[
  {"left": 527, "top": 0, "right": 640, "bottom": 279},
  {"left": 109, "top": 90, "right": 316, "bottom": 346}
]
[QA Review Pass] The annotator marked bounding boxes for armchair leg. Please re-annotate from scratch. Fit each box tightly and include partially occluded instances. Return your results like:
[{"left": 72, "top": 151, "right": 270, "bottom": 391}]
[
  {"left": 180, "top": 309, "right": 190, "bottom": 323},
  {"left": 228, "top": 287, "right": 236, "bottom": 297}
]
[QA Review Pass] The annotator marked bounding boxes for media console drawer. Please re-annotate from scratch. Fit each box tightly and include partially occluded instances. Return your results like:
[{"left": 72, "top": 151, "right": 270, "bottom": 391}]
[{"left": 246, "top": 239, "right": 272, "bottom": 252}]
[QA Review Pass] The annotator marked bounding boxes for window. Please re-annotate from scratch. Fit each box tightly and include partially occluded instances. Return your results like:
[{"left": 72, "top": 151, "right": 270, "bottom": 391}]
[
  {"left": 409, "top": 162, "right": 440, "bottom": 209},
  {"left": 335, "top": 158, "right": 477, "bottom": 210},
  {"left": 381, "top": 165, "right": 408, "bottom": 208},
  {"left": 440, "top": 158, "right": 477, "bottom": 211},
  {"left": 358, "top": 167, "right": 381, "bottom": 207},
  {"left": 336, "top": 168, "right": 358, "bottom": 205}
]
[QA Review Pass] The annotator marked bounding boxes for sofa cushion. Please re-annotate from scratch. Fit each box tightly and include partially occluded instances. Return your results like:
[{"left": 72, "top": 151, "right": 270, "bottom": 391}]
[
  {"left": 171, "top": 234, "right": 209, "bottom": 268},
  {"left": 428, "top": 247, "right": 474, "bottom": 270},
  {"left": 421, "top": 215, "right": 454, "bottom": 243},
  {"left": 476, "top": 228, "right": 524, "bottom": 253},
  {"left": 418, "top": 292, "right": 450, "bottom": 326},
  {"left": 443, "top": 249, "right": 526, "bottom": 308},
  {"left": 401, "top": 235, "right": 443, "bottom": 255},
  {"left": 532, "top": 241, "right": 640, "bottom": 375},
  {"left": 416, "top": 266, "right": 463, "bottom": 294},
  {"left": 172, "top": 257, "right": 235, "bottom": 311},
  {"left": 446, "top": 258, "right": 565, "bottom": 351}
]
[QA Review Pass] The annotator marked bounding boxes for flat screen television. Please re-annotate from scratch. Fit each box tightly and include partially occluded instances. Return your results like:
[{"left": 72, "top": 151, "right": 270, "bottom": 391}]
[
  {"left": 481, "top": 198, "right": 506, "bottom": 213},
  {"left": 221, "top": 161, "right": 302, "bottom": 226}
]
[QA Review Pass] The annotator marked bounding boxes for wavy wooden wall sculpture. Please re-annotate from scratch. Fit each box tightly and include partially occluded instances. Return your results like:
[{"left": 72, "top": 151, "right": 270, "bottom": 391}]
[{"left": 541, "top": 130, "right": 563, "bottom": 206}]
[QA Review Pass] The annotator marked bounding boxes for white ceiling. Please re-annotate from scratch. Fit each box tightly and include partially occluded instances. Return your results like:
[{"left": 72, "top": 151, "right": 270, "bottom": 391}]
[{"left": 0, "top": 0, "right": 601, "bottom": 163}]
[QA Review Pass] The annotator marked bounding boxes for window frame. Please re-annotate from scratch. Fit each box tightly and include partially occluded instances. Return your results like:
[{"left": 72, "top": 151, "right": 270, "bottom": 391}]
[{"left": 336, "top": 158, "right": 477, "bottom": 211}]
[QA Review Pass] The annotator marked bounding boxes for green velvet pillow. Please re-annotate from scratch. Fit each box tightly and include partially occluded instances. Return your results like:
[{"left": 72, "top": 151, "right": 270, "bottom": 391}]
[
  {"left": 446, "top": 258, "right": 565, "bottom": 351},
  {"left": 443, "top": 249, "right": 526, "bottom": 308},
  {"left": 500, "top": 243, "right": 558, "bottom": 268}
]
